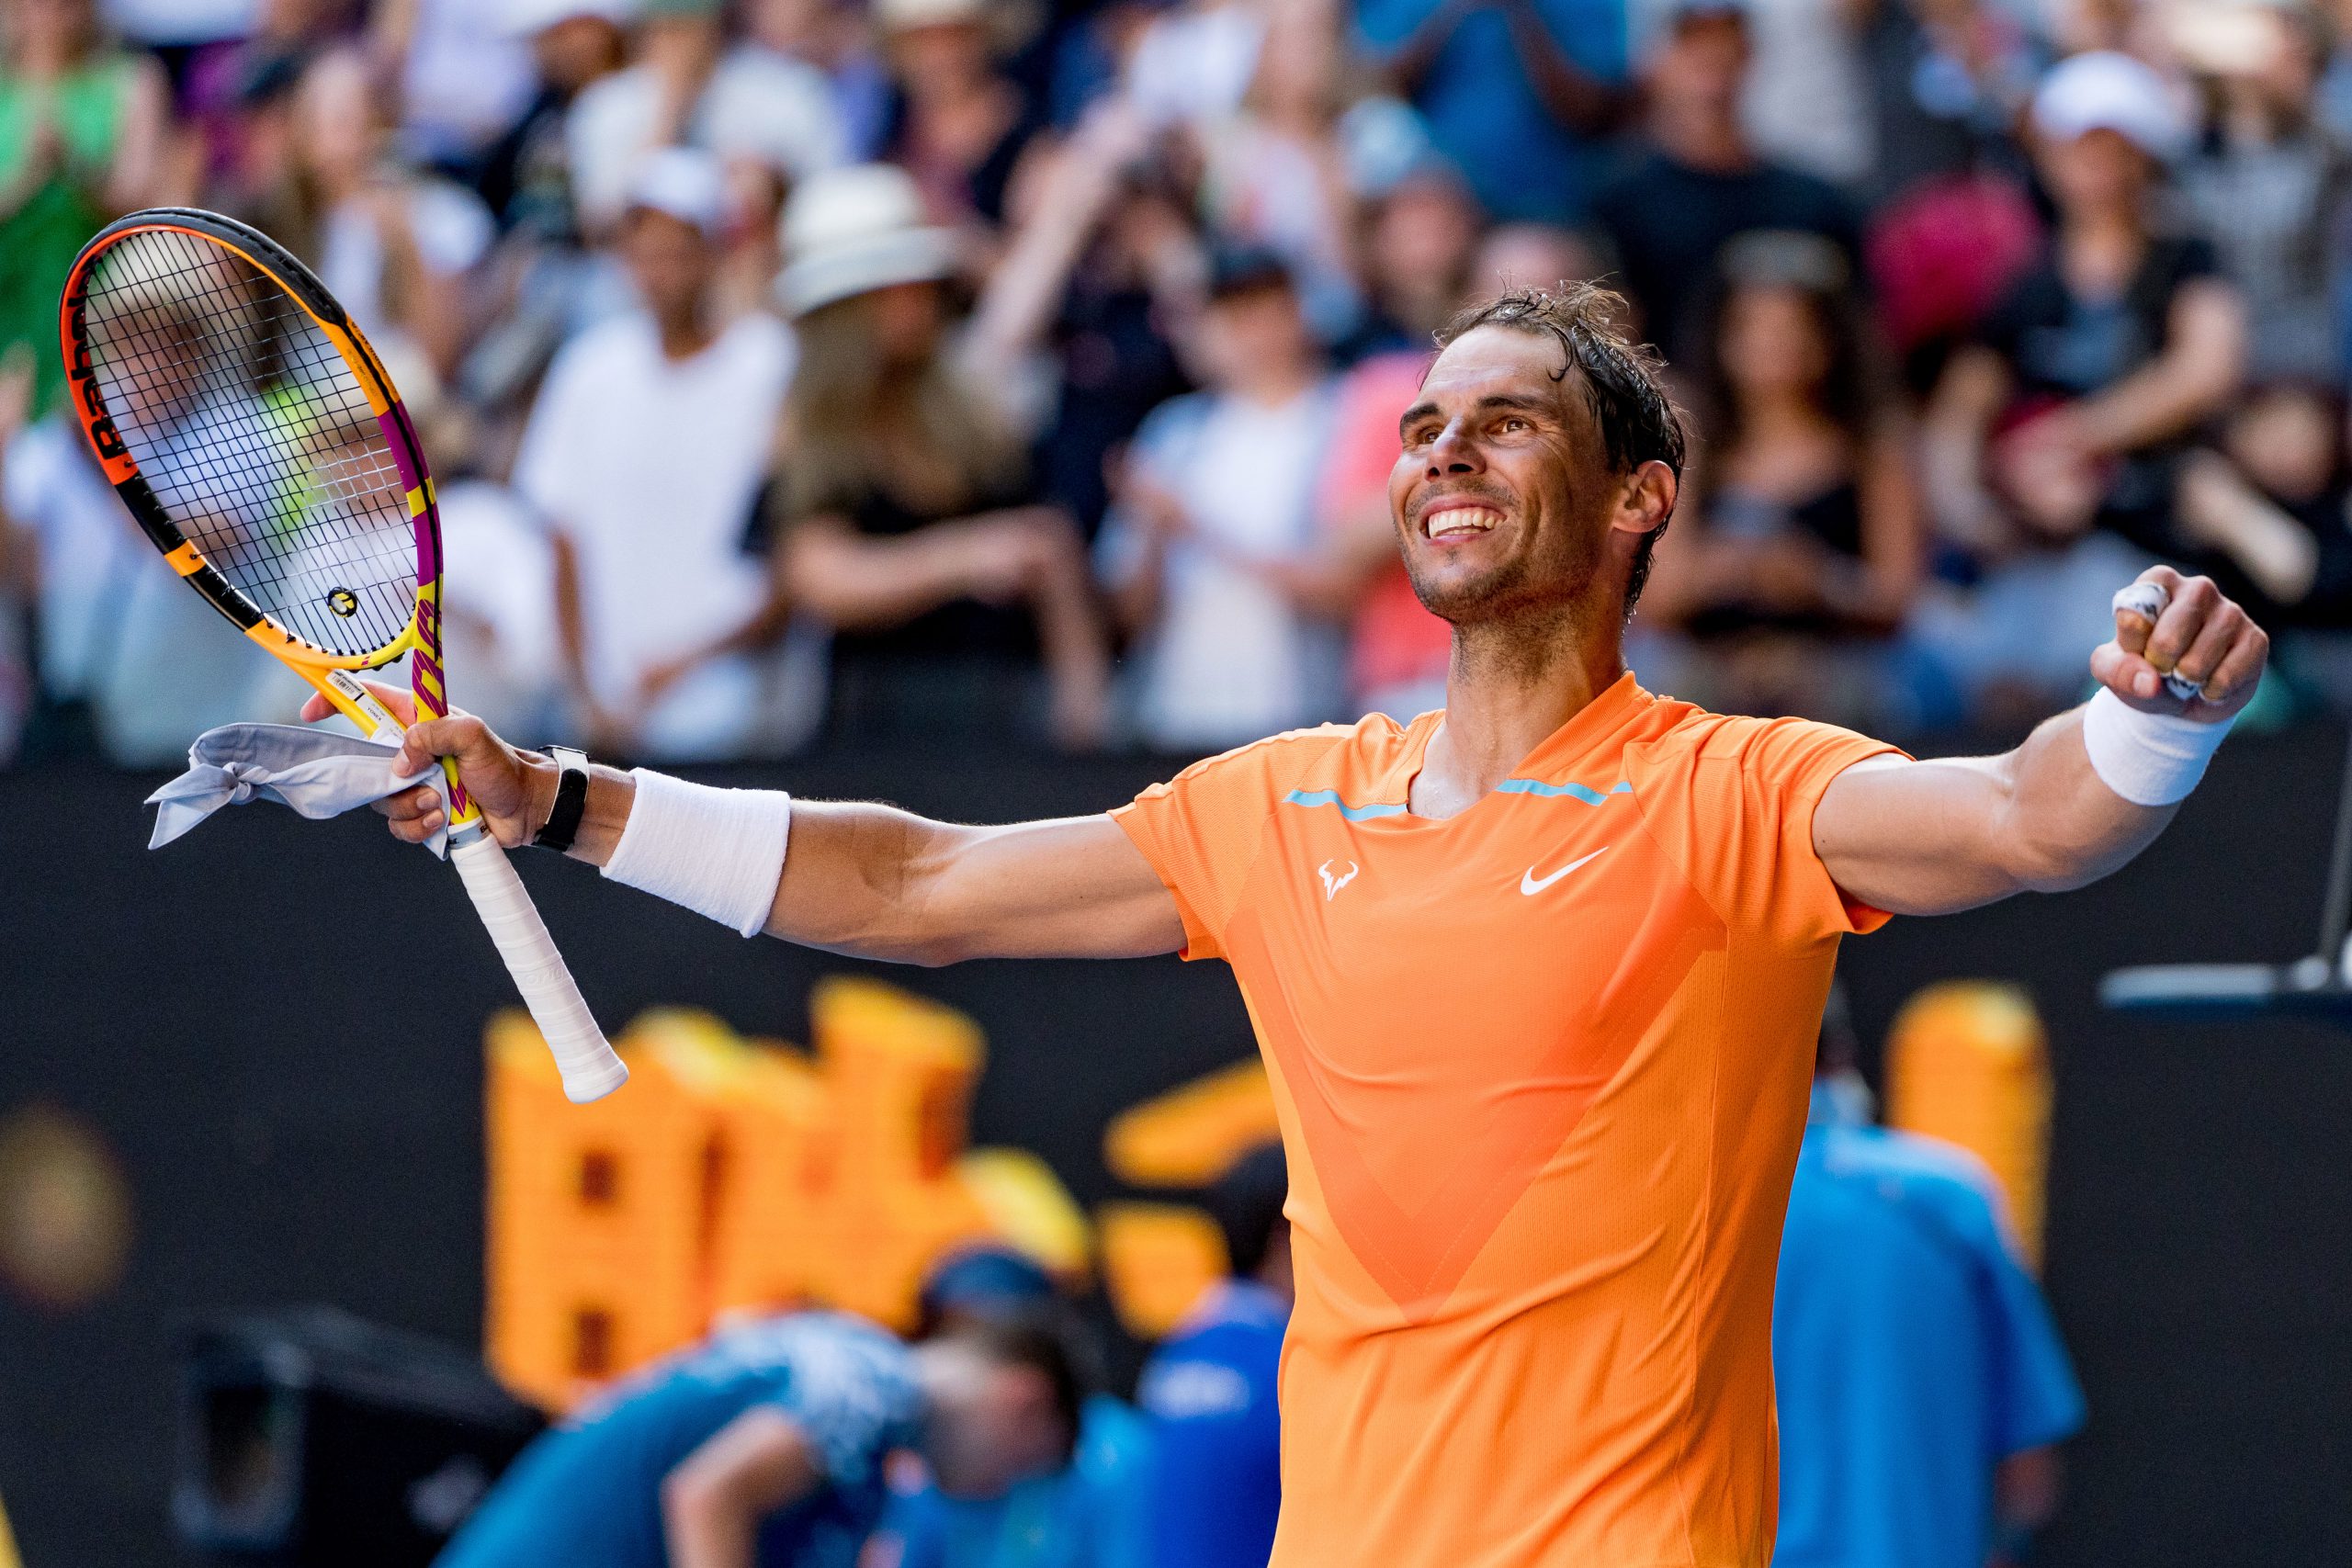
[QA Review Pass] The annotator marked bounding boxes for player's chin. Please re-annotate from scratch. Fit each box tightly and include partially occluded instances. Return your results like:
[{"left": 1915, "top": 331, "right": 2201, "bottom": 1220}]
[{"left": 1403, "top": 549, "right": 1515, "bottom": 620}]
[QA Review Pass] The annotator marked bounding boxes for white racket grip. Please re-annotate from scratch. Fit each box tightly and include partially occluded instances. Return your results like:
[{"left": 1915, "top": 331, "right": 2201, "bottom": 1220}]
[{"left": 449, "top": 834, "right": 628, "bottom": 1102}]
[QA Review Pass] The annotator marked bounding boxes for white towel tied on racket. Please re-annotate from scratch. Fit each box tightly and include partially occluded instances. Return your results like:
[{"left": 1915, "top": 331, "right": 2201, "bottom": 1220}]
[{"left": 146, "top": 723, "right": 450, "bottom": 857}]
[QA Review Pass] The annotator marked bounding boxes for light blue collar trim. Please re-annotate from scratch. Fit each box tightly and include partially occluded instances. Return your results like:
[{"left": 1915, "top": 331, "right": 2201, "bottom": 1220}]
[
  {"left": 1494, "top": 778, "right": 1633, "bottom": 804},
  {"left": 1282, "top": 789, "right": 1408, "bottom": 820},
  {"left": 1282, "top": 779, "right": 1630, "bottom": 818}
]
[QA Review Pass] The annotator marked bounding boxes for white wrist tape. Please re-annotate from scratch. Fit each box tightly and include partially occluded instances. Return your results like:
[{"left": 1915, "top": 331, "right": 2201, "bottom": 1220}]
[
  {"left": 602, "top": 770, "right": 791, "bottom": 936},
  {"left": 2081, "top": 687, "right": 2234, "bottom": 807}
]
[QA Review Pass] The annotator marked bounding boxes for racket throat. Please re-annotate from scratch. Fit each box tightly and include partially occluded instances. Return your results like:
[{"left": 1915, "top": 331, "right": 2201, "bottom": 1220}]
[{"left": 323, "top": 669, "right": 403, "bottom": 739}]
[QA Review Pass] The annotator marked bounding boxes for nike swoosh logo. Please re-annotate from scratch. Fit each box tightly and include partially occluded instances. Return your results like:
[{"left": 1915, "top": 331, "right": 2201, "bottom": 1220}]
[{"left": 1521, "top": 847, "right": 1608, "bottom": 896}]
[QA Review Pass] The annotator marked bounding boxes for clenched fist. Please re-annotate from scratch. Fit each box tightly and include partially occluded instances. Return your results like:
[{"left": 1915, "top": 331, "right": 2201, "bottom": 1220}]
[{"left": 2090, "top": 566, "right": 2268, "bottom": 722}]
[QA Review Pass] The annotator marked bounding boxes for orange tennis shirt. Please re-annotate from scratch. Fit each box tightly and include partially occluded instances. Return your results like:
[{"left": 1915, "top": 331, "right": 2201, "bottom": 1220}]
[{"left": 1112, "top": 673, "right": 1903, "bottom": 1568}]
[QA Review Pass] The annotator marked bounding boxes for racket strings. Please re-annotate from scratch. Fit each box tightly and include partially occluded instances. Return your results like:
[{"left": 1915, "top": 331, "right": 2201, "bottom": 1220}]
[{"left": 79, "top": 227, "right": 417, "bottom": 658}]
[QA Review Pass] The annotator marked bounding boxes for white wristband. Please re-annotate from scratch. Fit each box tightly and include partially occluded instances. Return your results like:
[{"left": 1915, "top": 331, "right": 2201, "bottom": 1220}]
[
  {"left": 2080, "top": 687, "right": 2234, "bottom": 807},
  {"left": 601, "top": 770, "right": 791, "bottom": 936}
]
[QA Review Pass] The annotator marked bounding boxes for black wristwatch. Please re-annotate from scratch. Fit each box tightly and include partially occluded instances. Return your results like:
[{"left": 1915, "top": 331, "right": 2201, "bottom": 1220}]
[{"left": 532, "top": 746, "right": 591, "bottom": 852}]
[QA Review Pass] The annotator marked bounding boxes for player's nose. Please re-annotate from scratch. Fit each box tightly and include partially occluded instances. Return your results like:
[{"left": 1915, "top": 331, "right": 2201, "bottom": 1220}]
[{"left": 1426, "top": 421, "right": 1482, "bottom": 475}]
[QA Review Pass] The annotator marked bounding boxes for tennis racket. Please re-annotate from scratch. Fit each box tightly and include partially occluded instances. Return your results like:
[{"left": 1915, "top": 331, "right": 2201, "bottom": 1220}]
[{"left": 60, "top": 208, "right": 627, "bottom": 1103}]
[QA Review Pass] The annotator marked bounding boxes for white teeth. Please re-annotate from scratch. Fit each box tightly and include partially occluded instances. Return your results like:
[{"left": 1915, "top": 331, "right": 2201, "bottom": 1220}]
[{"left": 1424, "top": 505, "right": 1500, "bottom": 538}]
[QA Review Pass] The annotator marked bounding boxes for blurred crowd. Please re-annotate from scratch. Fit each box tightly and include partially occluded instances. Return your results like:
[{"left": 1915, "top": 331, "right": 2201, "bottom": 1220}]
[{"left": 10, "top": 0, "right": 2352, "bottom": 764}]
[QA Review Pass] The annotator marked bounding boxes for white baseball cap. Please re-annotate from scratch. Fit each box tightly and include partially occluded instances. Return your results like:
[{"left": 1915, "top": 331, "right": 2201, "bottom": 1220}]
[
  {"left": 502, "top": 0, "right": 638, "bottom": 39},
  {"left": 2031, "top": 50, "right": 2191, "bottom": 162},
  {"left": 624, "top": 146, "right": 729, "bottom": 240},
  {"left": 775, "top": 164, "right": 958, "bottom": 318}
]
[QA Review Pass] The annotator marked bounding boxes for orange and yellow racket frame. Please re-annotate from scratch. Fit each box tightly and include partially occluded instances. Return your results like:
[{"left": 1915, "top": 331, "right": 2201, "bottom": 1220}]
[{"left": 60, "top": 208, "right": 473, "bottom": 820}]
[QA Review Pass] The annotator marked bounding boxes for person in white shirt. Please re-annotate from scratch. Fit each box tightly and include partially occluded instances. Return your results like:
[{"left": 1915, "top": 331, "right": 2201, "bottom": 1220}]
[
  {"left": 514, "top": 148, "right": 815, "bottom": 760},
  {"left": 1099, "top": 248, "right": 1347, "bottom": 750},
  {"left": 566, "top": 0, "right": 848, "bottom": 235}
]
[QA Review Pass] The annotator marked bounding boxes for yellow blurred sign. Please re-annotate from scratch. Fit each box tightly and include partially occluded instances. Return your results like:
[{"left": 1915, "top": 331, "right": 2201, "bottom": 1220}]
[
  {"left": 488, "top": 979, "right": 1083, "bottom": 1410},
  {"left": 1883, "top": 981, "right": 2054, "bottom": 1269}
]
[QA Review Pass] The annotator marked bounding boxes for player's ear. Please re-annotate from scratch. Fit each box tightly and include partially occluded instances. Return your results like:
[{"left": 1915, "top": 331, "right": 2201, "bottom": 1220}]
[{"left": 1608, "top": 461, "right": 1677, "bottom": 537}]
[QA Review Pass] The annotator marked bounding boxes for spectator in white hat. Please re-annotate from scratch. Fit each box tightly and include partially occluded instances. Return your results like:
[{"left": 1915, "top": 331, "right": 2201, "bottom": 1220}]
[
  {"left": 765, "top": 163, "right": 1112, "bottom": 749},
  {"left": 514, "top": 147, "right": 814, "bottom": 759},
  {"left": 565, "top": 0, "right": 848, "bottom": 235},
  {"left": 1918, "top": 49, "right": 2247, "bottom": 718}
]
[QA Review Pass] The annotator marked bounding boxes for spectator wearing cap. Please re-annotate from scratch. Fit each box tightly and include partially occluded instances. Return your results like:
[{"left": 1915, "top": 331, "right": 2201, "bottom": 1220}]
[
  {"left": 1635, "top": 230, "right": 1928, "bottom": 732},
  {"left": 514, "top": 147, "right": 809, "bottom": 760},
  {"left": 1099, "top": 248, "right": 1348, "bottom": 750},
  {"left": 1136, "top": 1143, "right": 1290, "bottom": 1568},
  {"left": 1357, "top": 0, "right": 1631, "bottom": 225},
  {"left": 875, "top": 0, "right": 1043, "bottom": 234},
  {"left": 1771, "top": 987, "right": 2084, "bottom": 1568},
  {"left": 1592, "top": 0, "right": 1860, "bottom": 360},
  {"left": 566, "top": 0, "right": 847, "bottom": 235},
  {"left": 1921, "top": 51, "right": 2246, "bottom": 717},
  {"left": 765, "top": 163, "right": 1113, "bottom": 750}
]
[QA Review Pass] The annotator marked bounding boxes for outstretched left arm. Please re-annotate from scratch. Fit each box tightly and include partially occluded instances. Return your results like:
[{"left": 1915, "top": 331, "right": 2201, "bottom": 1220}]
[{"left": 1815, "top": 567, "right": 2267, "bottom": 918}]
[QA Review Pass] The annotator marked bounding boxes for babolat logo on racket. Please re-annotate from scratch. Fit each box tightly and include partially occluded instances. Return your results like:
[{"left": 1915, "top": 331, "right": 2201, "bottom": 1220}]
[
  {"left": 328, "top": 588, "right": 358, "bottom": 618},
  {"left": 64, "top": 303, "right": 128, "bottom": 465}
]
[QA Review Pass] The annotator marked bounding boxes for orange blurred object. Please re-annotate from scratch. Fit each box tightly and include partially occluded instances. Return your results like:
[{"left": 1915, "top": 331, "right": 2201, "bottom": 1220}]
[{"left": 1883, "top": 981, "right": 2054, "bottom": 1268}]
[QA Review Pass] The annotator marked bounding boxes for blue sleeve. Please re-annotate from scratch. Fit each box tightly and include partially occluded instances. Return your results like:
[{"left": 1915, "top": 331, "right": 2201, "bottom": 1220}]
[
  {"left": 1973, "top": 1207, "right": 2087, "bottom": 1456},
  {"left": 1077, "top": 1397, "right": 1159, "bottom": 1568}
]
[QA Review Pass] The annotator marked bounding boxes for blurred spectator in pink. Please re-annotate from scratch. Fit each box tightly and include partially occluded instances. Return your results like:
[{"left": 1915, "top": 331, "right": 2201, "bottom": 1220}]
[
  {"left": 2175, "top": 0, "right": 2352, "bottom": 384},
  {"left": 0, "top": 0, "right": 169, "bottom": 419},
  {"left": 1594, "top": 0, "right": 1858, "bottom": 359},
  {"left": 516, "top": 149, "right": 808, "bottom": 759},
  {"left": 1921, "top": 51, "right": 2245, "bottom": 717},
  {"left": 1357, "top": 0, "right": 1629, "bottom": 225},
  {"left": 767, "top": 163, "right": 1112, "bottom": 750},
  {"left": 246, "top": 47, "right": 493, "bottom": 381},
  {"left": 1637, "top": 231, "right": 1927, "bottom": 729},
  {"left": 1099, "top": 247, "right": 1345, "bottom": 749},
  {"left": 876, "top": 0, "right": 1041, "bottom": 234},
  {"left": 1198, "top": 0, "right": 1364, "bottom": 342},
  {"left": 743, "top": 0, "right": 893, "bottom": 160},
  {"left": 566, "top": 0, "right": 845, "bottom": 235}
]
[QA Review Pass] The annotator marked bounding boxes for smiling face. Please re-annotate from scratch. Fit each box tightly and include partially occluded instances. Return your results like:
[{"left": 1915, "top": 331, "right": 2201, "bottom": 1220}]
[{"left": 1389, "top": 325, "right": 1667, "bottom": 627}]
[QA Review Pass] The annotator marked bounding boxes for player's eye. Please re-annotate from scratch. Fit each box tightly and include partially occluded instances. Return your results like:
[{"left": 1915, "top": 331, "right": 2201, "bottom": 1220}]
[{"left": 1498, "top": 416, "right": 1532, "bottom": 434}]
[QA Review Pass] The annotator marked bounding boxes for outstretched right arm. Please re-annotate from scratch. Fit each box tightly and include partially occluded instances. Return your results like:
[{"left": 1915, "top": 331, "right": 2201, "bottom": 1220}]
[{"left": 311, "top": 686, "right": 1185, "bottom": 964}]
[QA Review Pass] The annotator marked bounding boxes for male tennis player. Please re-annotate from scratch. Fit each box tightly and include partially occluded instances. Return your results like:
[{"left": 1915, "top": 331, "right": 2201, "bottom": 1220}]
[{"left": 336, "top": 286, "right": 2264, "bottom": 1567}]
